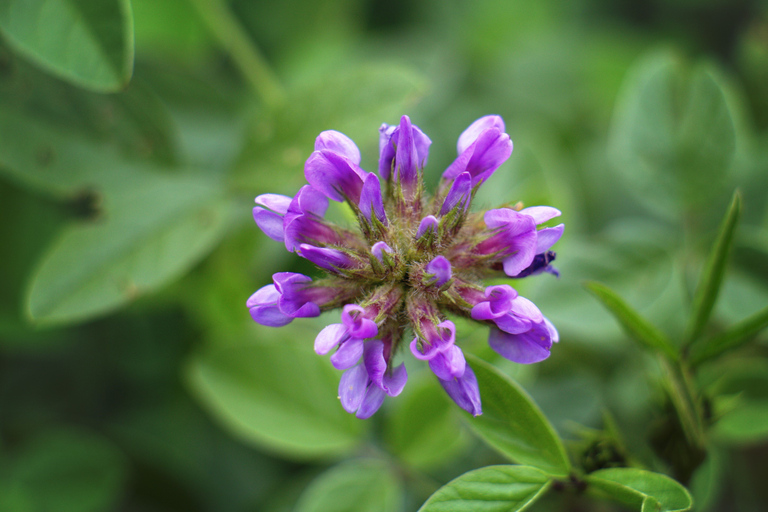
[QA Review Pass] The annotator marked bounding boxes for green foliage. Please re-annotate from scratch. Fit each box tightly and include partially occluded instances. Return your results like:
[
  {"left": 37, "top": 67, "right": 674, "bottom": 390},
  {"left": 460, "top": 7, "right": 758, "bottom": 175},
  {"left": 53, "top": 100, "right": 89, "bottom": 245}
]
[
  {"left": 186, "top": 324, "right": 366, "bottom": 459},
  {"left": 711, "top": 361, "right": 768, "bottom": 444},
  {"left": 418, "top": 465, "right": 551, "bottom": 512},
  {"left": 464, "top": 355, "right": 571, "bottom": 477},
  {"left": 294, "top": 459, "right": 402, "bottom": 512},
  {"left": 689, "top": 305, "right": 768, "bottom": 366},
  {"left": 587, "top": 468, "right": 693, "bottom": 512},
  {"left": 0, "top": 0, "right": 133, "bottom": 91}
]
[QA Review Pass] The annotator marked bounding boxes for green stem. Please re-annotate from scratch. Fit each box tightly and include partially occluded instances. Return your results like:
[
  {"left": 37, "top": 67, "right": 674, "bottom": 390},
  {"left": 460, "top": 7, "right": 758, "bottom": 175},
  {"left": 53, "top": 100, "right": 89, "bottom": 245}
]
[
  {"left": 659, "top": 356, "right": 706, "bottom": 451},
  {"left": 189, "top": 0, "right": 286, "bottom": 108}
]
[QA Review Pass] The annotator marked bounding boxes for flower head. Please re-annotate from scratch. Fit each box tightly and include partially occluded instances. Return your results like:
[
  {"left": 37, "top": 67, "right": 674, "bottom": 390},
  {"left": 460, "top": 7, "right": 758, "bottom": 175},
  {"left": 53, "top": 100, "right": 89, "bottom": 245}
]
[{"left": 248, "top": 115, "right": 563, "bottom": 418}]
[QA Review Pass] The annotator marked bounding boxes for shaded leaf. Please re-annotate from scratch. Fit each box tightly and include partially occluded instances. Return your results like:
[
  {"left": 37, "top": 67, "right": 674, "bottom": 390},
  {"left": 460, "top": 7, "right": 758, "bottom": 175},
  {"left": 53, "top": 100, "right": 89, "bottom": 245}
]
[
  {"left": 419, "top": 465, "right": 550, "bottom": 512},
  {"left": 186, "top": 323, "right": 366, "bottom": 459},
  {"left": 609, "top": 51, "right": 736, "bottom": 213},
  {"left": 587, "top": 468, "right": 693, "bottom": 512},
  {"left": 385, "top": 372, "right": 470, "bottom": 470},
  {"left": 0, "top": 0, "right": 134, "bottom": 91},
  {"left": 686, "top": 191, "right": 742, "bottom": 345},
  {"left": 464, "top": 355, "right": 571, "bottom": 477},
  {"left": 689, "top": 304, "right": 768, "bottom": 366},
  {"left": 8, "top": 428, "right": 127, "bottom": 512},
  {"left": 295, "top": 459, "right": 402, "bottom": 512},
  {"left": 26, "top": 172, "right": 233, "bottom": 325},
  {"left": 711, "top": 361, "right": 768, "bottom": 444},
  {"left": 585, "top": 281, "right": 678, "bottom": 360}
]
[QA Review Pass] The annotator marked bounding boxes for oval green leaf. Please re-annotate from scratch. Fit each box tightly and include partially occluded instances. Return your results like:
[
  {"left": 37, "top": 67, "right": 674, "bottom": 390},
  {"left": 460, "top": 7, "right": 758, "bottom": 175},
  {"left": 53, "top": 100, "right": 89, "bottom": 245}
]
[
  {"left": 295, "top": 459, "right": 402, "bottom": 512},
  {"left": 587, "top": 468, "right": 693, "bottom": 512},
  {"left": 419, "top": 465, "right": 550, "bottom": 512},
  {"left": 186, "top": 324, "right": 366, "bottom": 459},
  {"left": 464, "top": 355, "right": 571, "bottom": 477},
  {"left": 26, "top": 173, "right": 232, "bottom": 325},
  {"left": 0, "top": 0, "right": 134, "bottom": 91}
]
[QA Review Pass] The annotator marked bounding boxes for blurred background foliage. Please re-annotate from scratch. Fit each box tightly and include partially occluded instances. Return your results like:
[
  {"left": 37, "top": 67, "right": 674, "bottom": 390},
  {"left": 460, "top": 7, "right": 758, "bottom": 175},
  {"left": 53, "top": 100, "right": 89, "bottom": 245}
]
[{"left": 0, "top": 0, "right": 767, "bottom": 510}]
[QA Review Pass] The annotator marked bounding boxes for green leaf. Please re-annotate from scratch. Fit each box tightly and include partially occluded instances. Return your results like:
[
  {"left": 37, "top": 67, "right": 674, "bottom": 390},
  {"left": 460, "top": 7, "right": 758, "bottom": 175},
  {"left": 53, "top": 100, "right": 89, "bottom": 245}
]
[
  {"left": 0, "top": 0, "right": 134, "bottom": 91},
  {"left": 233, "top": 64, "right": 427, "bottom": 193},
  {"left": 689, "top": 304, "right": 768, "bottom": 366},
  {"left": 585, "top": 281, "right": 678, "bottom": 361},
  {"left": 711, "top": 361, "right": 768, "bottom": 444},
  {"left": 295, "top": 459, "right": 402, "bottom": 512},
  {"left": 8, "top": 428, "right": 127, "bottom": 512},
  {"left": 686, "top": 191, "right": 742, "bottom": 346},
  {"left": 385, "top": 372, "right": 470, "bottom": 470},
  {"left": 25, "top": 172, "right": 233, "bottom": 325},
  {"left": 463, "top": 355, "right": 571, "bottom": 477},
  {"left": 418, "top": 465, "right": 551, "bottom": 512},
  {"left": 609, "top": 51, "right": 737, "bottom": 213},
  {"left": 186, "top": 323, "right": 366, "bottom": 459},
  {"left": 587, "top": 468, "right": 693, "bottom": 512}
]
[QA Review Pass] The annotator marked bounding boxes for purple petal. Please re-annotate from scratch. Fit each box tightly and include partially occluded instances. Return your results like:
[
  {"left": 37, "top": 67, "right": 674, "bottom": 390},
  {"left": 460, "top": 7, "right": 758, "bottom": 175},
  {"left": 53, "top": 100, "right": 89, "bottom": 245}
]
[
  {"left": 494, "top": 314, "right": 532, "bottom": 334},
  {"left": 314, "top": 323, "right": 348, "bottom": 355},
  {"left": 371, "top": 241, "right": 393, "bottom": 263},
  {"left": 439, "top": 365, "right": 482, "bottom": 416},
  {"left": 520, "top": 206, "right": 561, "bottom": 225},
  {"left": 314, "top": 130, "right": 361, "bottom": 164},
  {"left": 339, "top": 364, "right": 368, "bottom": 413},
  {"left": 488, "top": 324, "right": 552, "bottom": 364},
  {"left": 342, "top": 304, "right": 378, "bottom": 339},
  {"left": 305, "top": 150, "right": 365, "bottom": 203},
  {"left": 429, "top": 345, "right": 467, "bottom": 380},
  {"left": 246, "top": 284, "right": 279, "bottom": 309},
  {"left": 363, "top": 339, "right": 388, "bottom": 387},
  {"left": 535, "top": 224, "right": 564, "bottom": 254},
  {"left": 289, "top": 185, "right": 329, "bottom": 217},
  {"left": 254, "top": 194, "right": 291, "bottom": 214},
  {"left": 356, "top": 385, "right": 386, "bottom": 419},
  {"left": 382, "top": 363, "right": 408, "bottom": 397},
  {"left": 509, "top": 296, "right": 544, "bottom": 323},
  {"left": 544, "top": 316, "right": 559, "bottom": 343},
  {"left": 378, "top": 119, "right": 431, "bottom": 181},
  {"left": 416, "top": 215, "right": 439, "bottom": 239},
  {"left": 331, "top": 337, "right": 364, "bottom": 370},
  {"left": 249, "top": 304, "right": 293, "bottom": 327},
  {"left": 457, "top": 115, "right": 506, "bottom": 154},
  {"left": 501, "top": 230, "right": 538, "bottom": 276},
  {"left": 443, "top": 128, "right": 513, "bottom": 186},
  {"left": 359, "top": 173, "right": 387, "bottom": 225},
  {"left": 253, "top": 207, "right": 285, "bottom": 242},
  {"left": 299, "top": 244, "right": 355, "bottom": 271},
  {"left": 440, "top": 172, "right": 472, "bottom": 216},
  {"left": 425, "top": 256, "right": 452, "bottom": 287},
  {"left": 410, "top": 337, "right": 432, "bottom": 361}
]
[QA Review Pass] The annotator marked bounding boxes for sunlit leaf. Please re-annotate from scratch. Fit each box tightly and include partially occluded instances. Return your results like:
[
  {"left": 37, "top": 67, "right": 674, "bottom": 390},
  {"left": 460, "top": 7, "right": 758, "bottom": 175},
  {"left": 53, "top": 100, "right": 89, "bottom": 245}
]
[
  {"left": 685, "top": 191, "right": 741, "bottom": 345},
  {"left": 0, "top": 0, "right": 134, "bottom": 91},
  {"left": 585, "top": 281, "right": 678, "bottom": 360},
  {"left": 186, "top": 324, "right": 366, "bottom": 459},
  {"left": 587, "top": 468, "right": 693, "bottom": 512},
  {"left": 25, "top": 172, "right": 233, "bottom": 325},
  {"left": 419, "top": 465, "right": 551, "bottom": 512},
  {"left": 463, "top": 355, "right": 571, "bottom": 477},
  {"left": 295, "top": 459, "right": 402, "bottom": 512}
]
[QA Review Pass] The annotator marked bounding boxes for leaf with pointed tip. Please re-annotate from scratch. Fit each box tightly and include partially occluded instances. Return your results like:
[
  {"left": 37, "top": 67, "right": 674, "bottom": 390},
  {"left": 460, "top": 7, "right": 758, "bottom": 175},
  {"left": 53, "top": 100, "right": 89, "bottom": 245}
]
[
  {"left": 587, "top": 468, "right": 693, "bottom": 512},
  {"left": 585, "top": 281, "right": 678, "bottom": 361},
  {"left": 686, "top": 191, "right": 742, "bottom": 346},
  {"left": 463, "top": 355, "right": 571, "bottom": 477},
  {"left": 419, "top": 465, "right": 550, "bottom": 512},
  {"left": 689, "top": 304, "right": 768, "bottom": 366},
  {"left": 0, "top": 0, "right": 134, "bottom": 91}
]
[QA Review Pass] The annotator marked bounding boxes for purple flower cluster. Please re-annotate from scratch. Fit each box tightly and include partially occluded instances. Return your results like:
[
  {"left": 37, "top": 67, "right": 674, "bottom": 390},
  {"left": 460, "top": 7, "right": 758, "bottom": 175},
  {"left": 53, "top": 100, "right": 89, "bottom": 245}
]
[{"left": 248, "top": 115, "right": 563, "bottom": 418}]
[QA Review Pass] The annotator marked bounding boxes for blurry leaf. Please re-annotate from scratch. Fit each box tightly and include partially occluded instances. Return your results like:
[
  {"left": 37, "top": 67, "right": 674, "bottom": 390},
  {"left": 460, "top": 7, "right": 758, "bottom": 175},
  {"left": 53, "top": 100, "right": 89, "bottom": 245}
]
[
  {"left": 8, "top": 428, "right": 127, "bottom": 512},
  {"left": 26, "top": 172, "right": 233, "bottom": 325},
  {"left": 689, "top": 305, "right": 768, "bottom": 366},
  {"left": 186, "top": 324, "right": 366, "bottom": 459},
  {"left": 711, "top": 361, "right": 768, "bottom": 444},
  {"left": 385, "top": 372, "right": 470, "bottom": 470},
  {"left": 418, "top": 465, "right": 551, "bottom": 512},
  {"left": 609, "top": 51, "right": 736, "bottom": 213},
  {"left": 0, "top": 0, "right": 134, "bottom": 91},
  {"left": 585, "top": 281, "right": 678, "bottom": 360},
  {"left": 464, "top": 355, "right": 571, "bottom": 477},
  {"left": 689, "top": 450, "right": 724, "bottom": 512},
  {"left": 295, "top": 459, "right": 402, "bottom": 512},
  {"left": 234, "top": 64, "right": 426, "bottom": 193},
  {"left": 131, "top": 0, "right": 212, "bottom": 62},
  {"left": 587, "top": 468, "right": 693, "bottom": 512},
  {"left": 685, "top": 191, "right": 741, "bottom": 345}
]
